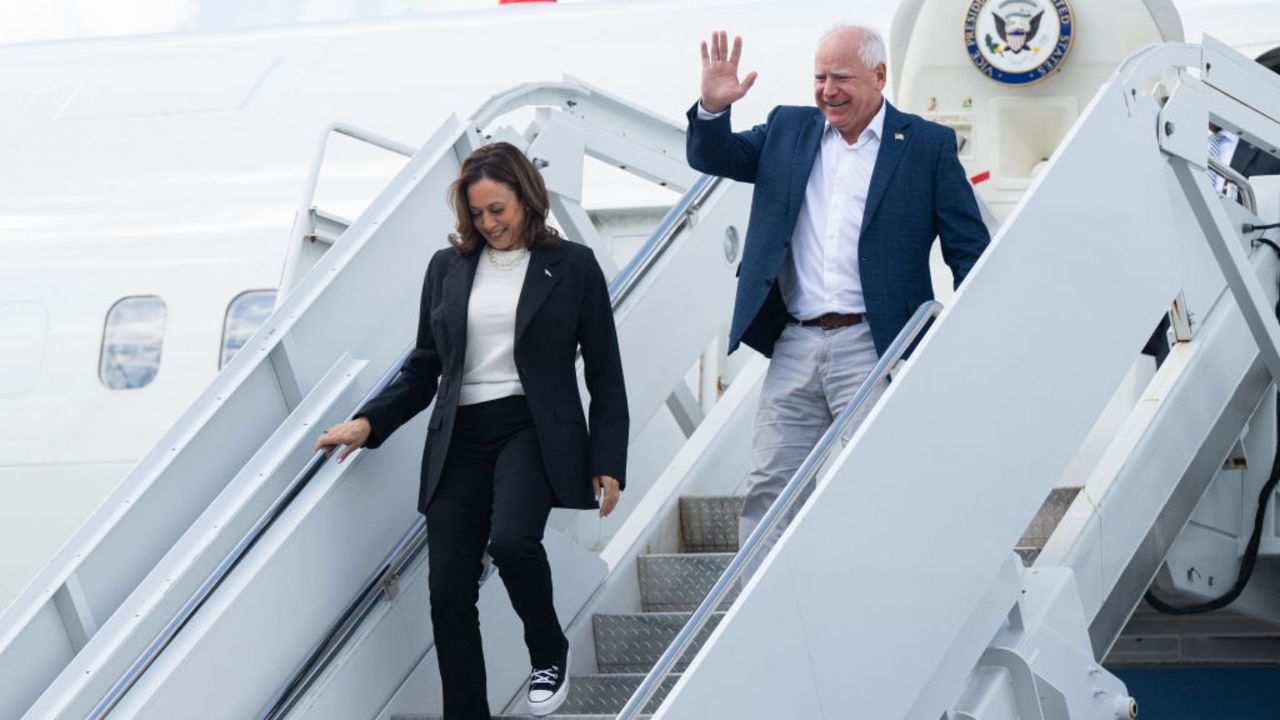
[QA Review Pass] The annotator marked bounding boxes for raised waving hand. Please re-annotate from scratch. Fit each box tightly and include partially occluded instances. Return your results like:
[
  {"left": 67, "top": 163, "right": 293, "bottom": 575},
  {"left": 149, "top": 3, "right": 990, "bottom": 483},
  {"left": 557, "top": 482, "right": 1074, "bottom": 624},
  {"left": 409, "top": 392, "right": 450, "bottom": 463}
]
[{"left": 700, "top": 31, "right": 758, "bottom": 114}]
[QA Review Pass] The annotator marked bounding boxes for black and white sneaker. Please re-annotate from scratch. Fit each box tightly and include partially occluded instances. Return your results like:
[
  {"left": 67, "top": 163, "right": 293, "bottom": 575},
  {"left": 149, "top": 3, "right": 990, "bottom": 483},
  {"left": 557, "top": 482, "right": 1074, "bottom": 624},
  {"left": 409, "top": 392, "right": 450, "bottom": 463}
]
[{"left": 526, "top": 648, "right": 570, "bottom": 716}]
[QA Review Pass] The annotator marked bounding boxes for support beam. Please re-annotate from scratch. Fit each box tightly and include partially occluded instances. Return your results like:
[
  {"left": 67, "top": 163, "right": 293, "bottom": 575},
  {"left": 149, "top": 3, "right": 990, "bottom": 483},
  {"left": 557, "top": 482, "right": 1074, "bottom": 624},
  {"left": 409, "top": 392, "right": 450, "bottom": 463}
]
[
  {"left": 52, "top": 574, "right": 98, "bottom": 653},
  {"left": 1169, "top": 159, "right": 1280, "bottom": 385},
  {"left": 665, "top": 384, "right": 705, "bottom": 438}
]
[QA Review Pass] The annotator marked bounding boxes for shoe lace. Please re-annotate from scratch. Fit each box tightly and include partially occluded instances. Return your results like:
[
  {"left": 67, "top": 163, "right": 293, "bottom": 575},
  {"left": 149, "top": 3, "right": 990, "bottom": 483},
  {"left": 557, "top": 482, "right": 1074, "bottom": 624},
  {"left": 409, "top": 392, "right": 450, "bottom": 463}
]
[{"left": 530, "top": 665, "right": 561, "bottom": 686}]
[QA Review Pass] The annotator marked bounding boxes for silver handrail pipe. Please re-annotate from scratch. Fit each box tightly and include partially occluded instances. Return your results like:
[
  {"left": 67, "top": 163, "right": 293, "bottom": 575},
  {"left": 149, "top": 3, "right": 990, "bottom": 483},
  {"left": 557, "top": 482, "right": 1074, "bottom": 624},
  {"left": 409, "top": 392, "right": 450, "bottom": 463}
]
[
  {"left": 1207, "top": 156, "right": 1257, "bottom": 215},
  {"left": 257, "top": 515, "right": 429, "bottom": 720},
  {"left": 615, "top": 300, "right": 945, "bottom": 719},
  {"left": 87, "top": 347, "right": 414, "bottom": 720},
  {"left": 609, "top": 174, "right": 720, "bottom": 306},
  {"left": 298, "top": 123, "right": 417, "bottom": 211},
  {"left": 257, "top": 174, "right": 720, "bottom": 718}
]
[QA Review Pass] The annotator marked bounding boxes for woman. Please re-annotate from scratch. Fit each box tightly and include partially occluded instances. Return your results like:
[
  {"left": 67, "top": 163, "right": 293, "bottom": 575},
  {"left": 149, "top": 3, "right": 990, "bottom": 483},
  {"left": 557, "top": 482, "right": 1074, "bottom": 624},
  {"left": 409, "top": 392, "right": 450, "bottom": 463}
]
[{"left": 315, "top": 142, "right": 628, "bottom": 719}]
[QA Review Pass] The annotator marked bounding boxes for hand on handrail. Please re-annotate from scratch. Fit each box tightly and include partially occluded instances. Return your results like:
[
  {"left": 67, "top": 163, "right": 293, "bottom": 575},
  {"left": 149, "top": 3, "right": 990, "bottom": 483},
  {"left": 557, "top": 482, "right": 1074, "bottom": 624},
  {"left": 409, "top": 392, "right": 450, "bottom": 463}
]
[
  {"left": 593, "top": 475, "right": 621, "bottom": 517},
  {"left": 315, "top": 417, "right": 372, "bottom": 463}
]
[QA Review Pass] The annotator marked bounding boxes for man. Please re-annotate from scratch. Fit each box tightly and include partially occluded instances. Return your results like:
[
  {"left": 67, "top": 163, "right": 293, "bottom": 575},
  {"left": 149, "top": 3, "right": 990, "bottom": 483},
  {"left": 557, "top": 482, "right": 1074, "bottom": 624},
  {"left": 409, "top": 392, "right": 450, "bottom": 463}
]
[
  {"left": 1230, "top": 48, "right": 1280, "bottom": 178},
  {"left": 686, "top": 27, "right": 990, "bottom": 563}
]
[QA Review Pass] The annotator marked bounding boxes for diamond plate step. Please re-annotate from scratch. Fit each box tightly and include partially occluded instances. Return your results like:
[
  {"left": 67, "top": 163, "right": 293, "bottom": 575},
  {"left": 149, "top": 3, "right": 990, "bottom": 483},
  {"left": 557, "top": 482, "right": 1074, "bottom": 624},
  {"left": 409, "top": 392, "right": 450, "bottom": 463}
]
[
  {"left": 1020, "top": 487, "right": 1082, "bottom": 546},
  {"left": 1015, "top": 487, "right": 1083, "bottom": 566},
  {"left": 637, "top": 553, "right": 737, "bottom": 612},
  {"left": 1015, "top": 546, "right": 1042, "bottom": 565},
  {"left": 593, "top": 611, "right": 726, "bottom": 673},
  {"left": 557, "top": 673, "right": 679, "bottom": 714},
  {"left": 392, "top": 671, "right": 673, "bottom": 718},
  {"left": 392, "top": 674, "right": 675, "bottom": 717},
  {"left": 679, "top": 495, "right": 744, "bottom": 552}
]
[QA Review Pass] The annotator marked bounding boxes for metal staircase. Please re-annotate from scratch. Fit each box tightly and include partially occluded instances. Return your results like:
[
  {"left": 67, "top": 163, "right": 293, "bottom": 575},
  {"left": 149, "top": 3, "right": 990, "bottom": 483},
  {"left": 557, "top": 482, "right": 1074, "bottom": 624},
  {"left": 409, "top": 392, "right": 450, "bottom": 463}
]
[{"left": 391, "top": 487, "right": 1089, "bottom": 720}]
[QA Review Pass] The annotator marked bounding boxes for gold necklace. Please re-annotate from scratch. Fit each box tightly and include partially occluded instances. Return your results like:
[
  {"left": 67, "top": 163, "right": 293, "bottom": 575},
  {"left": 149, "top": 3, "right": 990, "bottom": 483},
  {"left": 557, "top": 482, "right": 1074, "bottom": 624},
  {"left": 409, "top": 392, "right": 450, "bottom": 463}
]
[{"left": 485, "top": 245, "right": 527, "bottom": 271}]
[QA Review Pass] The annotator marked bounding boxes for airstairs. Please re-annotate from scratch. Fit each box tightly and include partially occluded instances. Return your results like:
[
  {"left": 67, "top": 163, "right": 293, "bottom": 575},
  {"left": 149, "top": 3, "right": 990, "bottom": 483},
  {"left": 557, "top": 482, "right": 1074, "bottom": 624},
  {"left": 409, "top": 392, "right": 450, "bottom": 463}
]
[{"left": 2, "top": 37, "right": 1280, "bottom": 720}]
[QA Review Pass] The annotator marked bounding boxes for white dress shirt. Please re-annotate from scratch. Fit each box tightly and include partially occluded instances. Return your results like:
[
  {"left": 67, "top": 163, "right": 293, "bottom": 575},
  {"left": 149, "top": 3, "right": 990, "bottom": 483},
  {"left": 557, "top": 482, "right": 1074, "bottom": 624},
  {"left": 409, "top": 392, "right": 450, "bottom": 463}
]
[
  {"left": 783, "top": 101, "right": 885, "bottom": 319},
  {"left": 1208, "top": 129, "right": 1240, "bottom": 193},
  {"left": 698, "top": 99, "right": 886, "bottom": 319}
]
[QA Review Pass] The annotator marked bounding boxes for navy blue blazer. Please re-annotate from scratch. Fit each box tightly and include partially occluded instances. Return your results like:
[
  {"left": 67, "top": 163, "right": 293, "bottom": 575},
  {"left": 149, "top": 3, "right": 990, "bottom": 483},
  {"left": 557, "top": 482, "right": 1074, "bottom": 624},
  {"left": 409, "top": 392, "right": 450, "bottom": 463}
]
[
  {"left": 1232, "top": 140, "right": 1280, "bottom": 178},
  {"left": 357, "top": 241, "right": 629, "bottom": 512},
  {"left": 686, "top": 100, "right": 990, "bottom": 357}
]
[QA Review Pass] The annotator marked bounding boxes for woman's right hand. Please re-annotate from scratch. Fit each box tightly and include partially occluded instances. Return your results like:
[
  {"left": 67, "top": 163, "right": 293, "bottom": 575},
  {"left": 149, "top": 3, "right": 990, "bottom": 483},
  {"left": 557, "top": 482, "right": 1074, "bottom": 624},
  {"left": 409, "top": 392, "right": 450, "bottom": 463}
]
[{"left": 315, "top": 417, "right": 372, "bottom": 463}]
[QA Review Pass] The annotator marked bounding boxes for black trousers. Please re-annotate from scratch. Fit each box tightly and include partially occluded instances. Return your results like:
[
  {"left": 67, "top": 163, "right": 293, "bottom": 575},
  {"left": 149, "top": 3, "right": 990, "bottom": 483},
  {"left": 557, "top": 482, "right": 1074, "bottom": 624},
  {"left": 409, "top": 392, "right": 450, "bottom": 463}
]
[{"left": 426, "top": 395, "right": 568, "bottom": 720}]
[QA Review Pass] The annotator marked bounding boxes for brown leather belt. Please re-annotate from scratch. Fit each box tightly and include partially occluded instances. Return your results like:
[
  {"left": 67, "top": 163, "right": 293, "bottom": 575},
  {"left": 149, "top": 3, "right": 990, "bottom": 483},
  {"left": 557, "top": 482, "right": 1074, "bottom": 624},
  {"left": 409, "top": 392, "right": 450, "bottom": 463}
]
[{"left": 793, "top": 312, "right": 864, "bottom": 330}]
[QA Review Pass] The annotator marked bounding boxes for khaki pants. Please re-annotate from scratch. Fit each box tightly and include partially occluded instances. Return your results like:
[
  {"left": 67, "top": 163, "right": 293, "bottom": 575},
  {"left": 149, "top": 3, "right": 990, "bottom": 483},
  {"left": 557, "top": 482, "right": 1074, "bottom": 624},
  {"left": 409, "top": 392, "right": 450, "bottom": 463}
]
[{"left": 738, "top": 321, "right": 884, "bottom": 578}]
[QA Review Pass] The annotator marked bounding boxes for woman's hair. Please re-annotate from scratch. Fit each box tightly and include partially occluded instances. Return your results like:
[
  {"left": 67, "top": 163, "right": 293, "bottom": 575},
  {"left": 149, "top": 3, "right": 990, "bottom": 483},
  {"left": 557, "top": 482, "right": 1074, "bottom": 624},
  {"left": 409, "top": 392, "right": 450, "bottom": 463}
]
[{"left": 447, "top": 142, "right": 563, "bottom": 253}]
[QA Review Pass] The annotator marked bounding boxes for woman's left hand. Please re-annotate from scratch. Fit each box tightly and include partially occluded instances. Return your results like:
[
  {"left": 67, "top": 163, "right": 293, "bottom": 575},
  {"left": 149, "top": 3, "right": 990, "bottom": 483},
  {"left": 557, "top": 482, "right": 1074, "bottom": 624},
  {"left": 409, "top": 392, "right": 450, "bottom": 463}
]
[{"left": 593, "top": 475, "right": 620, "bottom": 517}]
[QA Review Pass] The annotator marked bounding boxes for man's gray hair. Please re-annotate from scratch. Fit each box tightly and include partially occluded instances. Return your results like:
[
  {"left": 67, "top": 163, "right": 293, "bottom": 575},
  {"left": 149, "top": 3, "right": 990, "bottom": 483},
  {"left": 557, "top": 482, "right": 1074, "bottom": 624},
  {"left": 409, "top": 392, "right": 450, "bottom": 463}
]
[{"left": 821, "top": 24, "right": 887, "bottom": 69}]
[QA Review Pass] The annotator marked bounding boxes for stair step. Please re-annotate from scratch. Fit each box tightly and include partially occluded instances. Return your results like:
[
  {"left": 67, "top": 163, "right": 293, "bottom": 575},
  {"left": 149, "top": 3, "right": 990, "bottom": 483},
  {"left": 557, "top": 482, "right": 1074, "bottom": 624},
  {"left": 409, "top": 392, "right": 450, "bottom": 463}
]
[
  {"left": 560, "top": 673, "right": 678, "bottom": 714},
  {"left": 679, "top": 495, "right": 744, "bottom": 552},
  {"left": 391, "top": 673, "right": 672, "bottom": 718},
  {"left": 1019, "top": 486, "right": 1081, "bottom": 548},
  {"left": 593, "top": 611, "right": 726, "bottom": 673},
  {"left": 637, "top": 553, "right": 738, "bottom": 612}
]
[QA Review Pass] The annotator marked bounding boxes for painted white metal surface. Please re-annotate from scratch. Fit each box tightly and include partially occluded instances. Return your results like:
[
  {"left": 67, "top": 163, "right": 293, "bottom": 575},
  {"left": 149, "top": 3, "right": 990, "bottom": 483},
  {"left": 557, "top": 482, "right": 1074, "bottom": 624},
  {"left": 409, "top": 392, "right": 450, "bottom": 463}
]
[{"left": 22, "top": 355, "right": 370, "bottom": 719}]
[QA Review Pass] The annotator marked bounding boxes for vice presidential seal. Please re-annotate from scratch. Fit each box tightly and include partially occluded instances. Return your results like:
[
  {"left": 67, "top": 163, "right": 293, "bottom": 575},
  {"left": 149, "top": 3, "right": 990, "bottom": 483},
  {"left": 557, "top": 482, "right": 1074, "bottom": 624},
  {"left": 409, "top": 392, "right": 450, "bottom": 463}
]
[{"left": 964, "top": 0, "right": 1075, "bottom": 85}]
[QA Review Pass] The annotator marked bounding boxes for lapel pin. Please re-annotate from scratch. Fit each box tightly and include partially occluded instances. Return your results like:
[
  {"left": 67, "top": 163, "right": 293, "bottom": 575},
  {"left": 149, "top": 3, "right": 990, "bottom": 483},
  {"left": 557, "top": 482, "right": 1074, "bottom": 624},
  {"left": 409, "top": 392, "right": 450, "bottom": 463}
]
[
  {"left": 894, "top": 132, "right": 905, "bottom": 141},
  {"left": 544, "top": 268, "right": 553, "bottom": 278}
]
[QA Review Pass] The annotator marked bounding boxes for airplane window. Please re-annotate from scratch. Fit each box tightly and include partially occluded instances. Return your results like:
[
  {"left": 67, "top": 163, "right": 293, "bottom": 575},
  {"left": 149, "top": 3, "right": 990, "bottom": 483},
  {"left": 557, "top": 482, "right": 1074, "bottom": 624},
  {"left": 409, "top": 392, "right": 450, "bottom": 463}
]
[
  {"left": 220, "top": 290, "right": 277, "bottom": 369},
  {"left": 99, "top": 296, "right": 167, "bottom": 390}
]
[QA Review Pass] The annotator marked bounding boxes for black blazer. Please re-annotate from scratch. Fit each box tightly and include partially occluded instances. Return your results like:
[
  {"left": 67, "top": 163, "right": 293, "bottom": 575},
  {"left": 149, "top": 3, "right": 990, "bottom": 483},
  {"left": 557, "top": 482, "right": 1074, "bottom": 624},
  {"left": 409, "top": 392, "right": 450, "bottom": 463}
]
[{"left": 358, "top": 241, "right": 628, "bottom": 512}]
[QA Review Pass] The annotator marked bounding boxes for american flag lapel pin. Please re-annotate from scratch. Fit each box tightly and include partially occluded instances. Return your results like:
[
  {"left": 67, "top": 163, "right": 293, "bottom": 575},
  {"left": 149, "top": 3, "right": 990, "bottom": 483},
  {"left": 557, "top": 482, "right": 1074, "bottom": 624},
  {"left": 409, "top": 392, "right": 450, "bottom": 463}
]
[{"left": 894, "top": 132, "right": 905, "bottom": 141}]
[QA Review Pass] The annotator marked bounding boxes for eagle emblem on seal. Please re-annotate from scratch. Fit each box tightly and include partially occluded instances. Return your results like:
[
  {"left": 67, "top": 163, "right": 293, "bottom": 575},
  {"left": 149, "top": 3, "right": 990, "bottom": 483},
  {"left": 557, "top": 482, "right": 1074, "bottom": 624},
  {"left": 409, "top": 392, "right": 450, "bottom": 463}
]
[
  {"left": 964, "top": 0, "right": 1075, "bottom": 86},
  {"left": 993, "top": 6, "right": 1044, "bottom": 53}
]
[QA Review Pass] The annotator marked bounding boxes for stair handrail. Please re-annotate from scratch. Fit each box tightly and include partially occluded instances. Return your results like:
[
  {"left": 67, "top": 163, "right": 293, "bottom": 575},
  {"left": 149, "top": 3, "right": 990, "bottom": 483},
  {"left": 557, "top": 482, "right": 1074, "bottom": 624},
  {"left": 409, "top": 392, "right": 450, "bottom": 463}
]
[
  {"left": 86, "top": 347, "right": 414, "bottom": 720},
  {"left": 616, "top": 300, "right": 945, "bottom": 719},
  {"left": 1206, "top": 156, "right": 1257, "bottom": 215},
  {"left": 609, "top": 174, "right": 719, "bottom": 306},
  {"left": 299, "top": 122, "right": 417, "bottom": 213},
  {"left": 256, "top": 515, "right": 429, "bottom": 720},
  {"left": 256, "top": 172, "right": 722, "bottom": 719}
]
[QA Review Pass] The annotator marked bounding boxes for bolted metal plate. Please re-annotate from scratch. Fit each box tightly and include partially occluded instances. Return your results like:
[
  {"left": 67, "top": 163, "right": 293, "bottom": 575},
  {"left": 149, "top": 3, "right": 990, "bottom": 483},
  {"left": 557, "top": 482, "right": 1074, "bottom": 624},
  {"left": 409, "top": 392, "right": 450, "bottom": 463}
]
[
  {"left": 679, "top": 495, "right": 744, "bottom": 552},
  {"left": 637, "top": 553, "right": 737, "bottom": 612},
  {"left": 593, "top": 611, "right": 726, "bottom": 673}
]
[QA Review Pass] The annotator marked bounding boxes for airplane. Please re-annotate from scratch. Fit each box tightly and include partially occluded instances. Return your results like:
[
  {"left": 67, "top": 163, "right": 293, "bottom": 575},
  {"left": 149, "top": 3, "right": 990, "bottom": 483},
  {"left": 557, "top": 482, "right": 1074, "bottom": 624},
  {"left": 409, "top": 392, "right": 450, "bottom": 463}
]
[{"left": 0, "top": 0, "right": 1278, "bottom": 715}]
